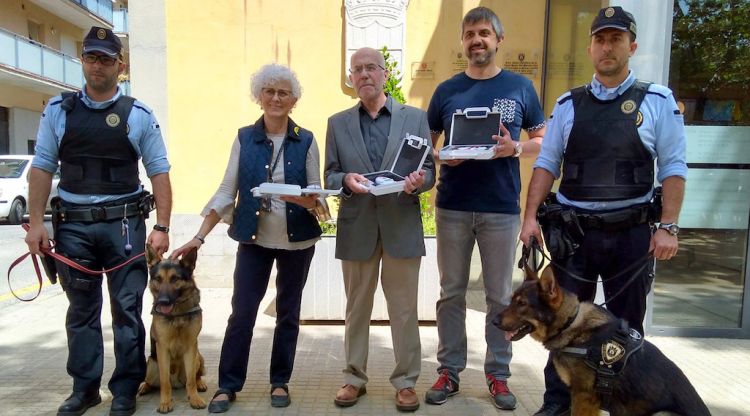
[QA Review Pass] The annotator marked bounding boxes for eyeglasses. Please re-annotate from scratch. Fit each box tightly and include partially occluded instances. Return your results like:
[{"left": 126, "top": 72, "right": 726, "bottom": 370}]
[
  {"left": 349, "top": 64, "right": 385, "bottom": 74},
  {"left": 261, "top": 88, "right": 293, "bottom": 100},
  {"left": 81, "top": 53, "right": 119, "bottom": 67}
]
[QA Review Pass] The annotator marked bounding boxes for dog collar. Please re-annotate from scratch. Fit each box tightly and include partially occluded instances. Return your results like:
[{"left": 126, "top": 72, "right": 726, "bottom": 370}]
[
  {"left": 151, "top": 304, "right": 202, "bottom": 318},
  {"left": 546, "top": 304, "right": 580, "bottom": 344}
]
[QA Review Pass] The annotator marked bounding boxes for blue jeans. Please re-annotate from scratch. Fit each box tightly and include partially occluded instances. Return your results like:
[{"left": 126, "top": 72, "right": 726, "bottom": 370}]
[
  {"left": 435, "top": 208, "right": 519, "bottom": 382},
  {"left": 217, "top": 243, "right": 315, "bottom": 391}
]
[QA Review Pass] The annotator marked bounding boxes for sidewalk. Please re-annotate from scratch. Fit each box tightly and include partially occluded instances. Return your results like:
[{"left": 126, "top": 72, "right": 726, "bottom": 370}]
[{"left": 1, "top": 285, "right": 748, "bottom": 416}]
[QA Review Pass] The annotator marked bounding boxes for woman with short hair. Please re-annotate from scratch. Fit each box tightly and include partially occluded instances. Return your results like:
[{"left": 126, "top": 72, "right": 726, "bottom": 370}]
[{"left": 171, "top": 63, "right": 323, "bottom": 412}]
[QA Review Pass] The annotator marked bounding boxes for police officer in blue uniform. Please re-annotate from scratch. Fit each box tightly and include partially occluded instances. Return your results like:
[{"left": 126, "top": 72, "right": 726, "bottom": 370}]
[
  {"left": 25, "top": 26, "right": 172, "bottom": 416},
  {"left": 519, "top": 7, "right": 687, "bottom": 416}
]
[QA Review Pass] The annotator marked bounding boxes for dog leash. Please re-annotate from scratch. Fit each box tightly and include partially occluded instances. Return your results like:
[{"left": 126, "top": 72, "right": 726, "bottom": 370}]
[
  {"left": 7, "top": 223, "right": 145, "bottom": 302},
  {"left": 520, "top": 236, "right": 653, "bottom": 307}
]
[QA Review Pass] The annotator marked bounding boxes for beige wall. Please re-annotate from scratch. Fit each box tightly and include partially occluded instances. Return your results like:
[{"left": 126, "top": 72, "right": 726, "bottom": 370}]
[{"left": 162, "top": 0, "right": 547, "bottom": 214}]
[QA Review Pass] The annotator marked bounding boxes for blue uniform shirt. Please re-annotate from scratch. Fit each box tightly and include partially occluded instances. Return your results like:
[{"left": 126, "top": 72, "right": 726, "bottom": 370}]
[
  {"left": 535, "top": 70, "right": 687, "bottom": 211},
  {"left": 32, "top": 86, "right": 170, "bottom": 204}
]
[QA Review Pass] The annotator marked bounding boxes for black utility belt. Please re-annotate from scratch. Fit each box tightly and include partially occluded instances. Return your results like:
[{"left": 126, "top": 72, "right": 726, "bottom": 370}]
[
  {"left": 57, "top": 193, "right": 154, "bottom": 223},
  {"left": 573, "top": 205, "right": 651, "bottom": 230}
]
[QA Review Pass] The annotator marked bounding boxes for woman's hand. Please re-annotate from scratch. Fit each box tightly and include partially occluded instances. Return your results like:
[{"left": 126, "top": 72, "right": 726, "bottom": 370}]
[
  {"left": 280, "top": 194, "right": 319, "bottom": 209},
  {"left": 170, "top": 238, "right": 202, "bottom": 260}
]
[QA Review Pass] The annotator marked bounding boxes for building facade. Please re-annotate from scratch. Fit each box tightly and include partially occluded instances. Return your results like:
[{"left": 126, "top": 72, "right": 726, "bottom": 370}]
[{"left": 0, "top": 0, "right": 128, "bottom": 154}]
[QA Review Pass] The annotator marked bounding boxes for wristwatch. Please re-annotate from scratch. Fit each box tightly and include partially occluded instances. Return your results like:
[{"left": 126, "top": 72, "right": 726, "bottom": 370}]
[
  {"left": 657, "top": 222, "right": 680, "bottom": 236},
  {"left": 512, "top": 142, "right": 523, "bottom": 158},
  {"left": 153, "top": 224, "right": 170, "bottom": 233}
]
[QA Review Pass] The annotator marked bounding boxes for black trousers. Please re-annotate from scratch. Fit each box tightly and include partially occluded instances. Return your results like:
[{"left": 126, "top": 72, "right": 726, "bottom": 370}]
[
  {"left": 217, "top": 243, "right": 315, "bottom": 391},
  {"left": 542, "top": 222, "right": 655, "bottom": 406},
  {"left": 55, "top": 213, "right": 147, "bottom": 398}
]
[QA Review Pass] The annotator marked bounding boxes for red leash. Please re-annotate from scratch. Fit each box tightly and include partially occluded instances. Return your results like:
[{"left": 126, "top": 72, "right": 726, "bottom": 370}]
[{"left": 7, "top": 223, "right": 145, "bottom": 302}]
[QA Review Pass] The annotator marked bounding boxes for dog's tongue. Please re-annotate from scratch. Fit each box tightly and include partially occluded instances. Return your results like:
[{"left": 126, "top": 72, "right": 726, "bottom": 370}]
[
  {"left": 504, "top": 330, "right": 517, "bottom": 342},
  {"left": 157, "top": 304, "right": 174, "bottom": 315}
]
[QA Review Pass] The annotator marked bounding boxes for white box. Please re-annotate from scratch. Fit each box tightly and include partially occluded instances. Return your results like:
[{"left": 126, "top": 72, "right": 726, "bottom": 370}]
[
  {"left": 439, "top": 107, "right": 500, "bottom": 160},
  {"left": 362, "top": 134, "right": 431, "bottom": 196},
  {"left": 252, "top": 183, "right": 341, "bottom": 197}
]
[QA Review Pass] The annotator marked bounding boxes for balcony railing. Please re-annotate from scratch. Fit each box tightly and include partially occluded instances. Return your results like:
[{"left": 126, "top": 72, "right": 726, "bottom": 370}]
[
  {"left": 0, "top": 27, "right": 83, "bottom": 89},
  {"left": 113, "top": 9, "right": 128, "bottom": 33},
  {"left": 71, "top": 0, "right": 114, "bottom": 24}
]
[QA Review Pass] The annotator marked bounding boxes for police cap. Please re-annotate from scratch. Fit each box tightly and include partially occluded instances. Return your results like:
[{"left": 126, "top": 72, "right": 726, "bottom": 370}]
[
  {"left": 82, "top": 26, "right": 122, "bottom": 57},
  {"left": 590, "top": 6, "right": 637, "bottom": 40}
]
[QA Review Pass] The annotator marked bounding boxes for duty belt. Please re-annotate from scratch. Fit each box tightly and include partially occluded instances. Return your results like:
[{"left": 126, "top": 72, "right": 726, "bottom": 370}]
[
  {"left": 57, "top": 194, "right": 154, "bottom": 223},
  {"left": 573, "top": 204, "right": 651, "bottom": 231}
]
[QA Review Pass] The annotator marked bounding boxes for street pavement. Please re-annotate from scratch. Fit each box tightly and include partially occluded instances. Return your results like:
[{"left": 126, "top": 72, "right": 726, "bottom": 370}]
[{"left": 1, "top": 224, "right": 749, "bottom": 415}]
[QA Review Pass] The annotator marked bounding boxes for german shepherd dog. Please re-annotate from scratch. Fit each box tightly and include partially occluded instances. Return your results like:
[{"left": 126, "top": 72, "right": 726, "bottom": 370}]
[
  {"left": 494, "top": 265, "right": 711, "bottom": 416},
  {"left": 137, "top": 245, "right": 207, "bottom": 413}
]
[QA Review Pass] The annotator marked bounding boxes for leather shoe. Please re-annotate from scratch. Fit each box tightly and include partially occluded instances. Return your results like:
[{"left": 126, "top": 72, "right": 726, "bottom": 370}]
[
  {"left": 109, "top": 395, "right": 136, "bottom": 416},
  {"left": 334, "top": 384, "right": 366, "bottom": 407},
  {"left": 57, "top": 391, "right": 102, "bottom": 416},
  {"left": 534, "top": 402, "right": 571, "bottom": 416},
  {"left": 395, "top": 387, "right": 420, "bottom": 412}
]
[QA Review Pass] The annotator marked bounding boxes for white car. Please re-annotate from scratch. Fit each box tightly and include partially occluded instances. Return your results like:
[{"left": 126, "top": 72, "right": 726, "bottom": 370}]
[{"left": 0, "top": 155, "right": 60, "bottom": 224}]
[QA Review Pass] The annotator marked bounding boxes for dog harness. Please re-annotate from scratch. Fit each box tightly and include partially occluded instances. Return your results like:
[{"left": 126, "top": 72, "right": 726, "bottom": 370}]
[{"left": 560, "top": 319, "right": 644, "bottom": 410}]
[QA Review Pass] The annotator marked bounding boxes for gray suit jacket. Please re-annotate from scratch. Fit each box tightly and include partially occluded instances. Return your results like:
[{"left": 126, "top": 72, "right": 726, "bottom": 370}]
[{"left": 324, "top": 100, "right": 436, "bottom": 261}]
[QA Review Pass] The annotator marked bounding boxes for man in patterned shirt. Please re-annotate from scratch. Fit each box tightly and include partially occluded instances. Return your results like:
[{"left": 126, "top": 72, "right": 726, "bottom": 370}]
[{"left": 424, "top": 6, "right": 546, "bottom": 411}]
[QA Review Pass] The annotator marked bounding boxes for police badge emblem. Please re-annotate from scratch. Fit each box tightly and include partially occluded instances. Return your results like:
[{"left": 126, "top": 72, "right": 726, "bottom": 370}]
[
  {"left": 635, "top": 111, "right": 644, "bottom": 127},
  {"left": 604, "top": 7, "right": 615, "bottom": 17},
  {"left": 602, "top": 340, "right": 626, "bottom": 365},
  {"left": 97, "top": 28, "right": 107, "bottom": 39},
  {"left": 106, "top": 113, "right": 121, "bottom": 127},
  {"left": 621, "top": 99, "right": 636, "bottom": 114}
]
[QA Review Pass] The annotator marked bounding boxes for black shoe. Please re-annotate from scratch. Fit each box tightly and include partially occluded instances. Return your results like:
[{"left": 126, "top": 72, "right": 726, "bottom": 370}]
[
  {"left": 534, "top": 402, "right": 571, "bottom": 416},
  {"left": 109, "top": 395, "right": 136, "bottom": 416},
  {"left": 57, "top": 391, "right": 102, "bottom": 416},
  {"left": 270, "top": 384, "right": 291, "bottom": 408},
  {"left": 424, "top": 370, "right": 459, "bottom": 405},
  {"left": 208, "top": 389, "right": 236, "bottom": 413}
]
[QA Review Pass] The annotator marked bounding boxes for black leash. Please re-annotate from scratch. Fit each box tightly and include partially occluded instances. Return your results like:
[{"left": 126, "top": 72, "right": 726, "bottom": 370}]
[{"left": 519, "top": 237, "right": 653, "bottom": 307}]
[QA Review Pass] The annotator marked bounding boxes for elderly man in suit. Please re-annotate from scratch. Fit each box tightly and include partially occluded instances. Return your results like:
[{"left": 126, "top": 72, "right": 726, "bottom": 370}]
[{"left": 324, "top": 47, "right": 436, "bottom": 412}]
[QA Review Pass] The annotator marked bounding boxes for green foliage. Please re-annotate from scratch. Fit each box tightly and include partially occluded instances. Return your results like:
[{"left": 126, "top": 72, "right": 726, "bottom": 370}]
[
  {"left": 381, "top": 46, "right": 406, "bottom": 105},
  {"left": 321, "top": 46, "right": 437, "bottom": 236},
  {"left": 670, "top": 0, "right": 750, "bottom": 124}
]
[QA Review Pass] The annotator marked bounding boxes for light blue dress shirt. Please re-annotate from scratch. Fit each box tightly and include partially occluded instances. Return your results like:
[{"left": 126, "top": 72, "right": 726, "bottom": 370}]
[
  {"left": 534, "top": 70, "right": 687, "bottom": 211},
  {"left": 32, "top": 86, "right": 170, "bottom": 204}
]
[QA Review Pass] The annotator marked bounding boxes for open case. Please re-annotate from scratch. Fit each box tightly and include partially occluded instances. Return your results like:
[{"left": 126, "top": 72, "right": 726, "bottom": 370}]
[
  {"left": 362, "top": 134, "right": 430, "bottom": 196},
  {"left": 439, "top": 107, "right": 500, "bottom": 160},
  {"left": 252, "top": 183, "right": 341, "bottom": 197}
]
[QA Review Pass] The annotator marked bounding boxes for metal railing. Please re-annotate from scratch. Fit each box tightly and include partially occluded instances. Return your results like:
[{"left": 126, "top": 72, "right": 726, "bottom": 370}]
[
  {"left": 113, "top": 9, "right": 128, "bottom": 33},
  {"left": 0, "top": 27, "right": 83, "bottom": 89},
  {"left": 71, "top": 0, "right": 113, "bottom": 24}
]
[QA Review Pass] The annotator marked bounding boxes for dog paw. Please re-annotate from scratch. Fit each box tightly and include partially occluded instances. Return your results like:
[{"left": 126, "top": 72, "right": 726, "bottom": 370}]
[
  {"left": 197, "top": 379, "right": 208, "bottom": 392},
  {"left": 137, "top": 382, "right": 152, "bottom": 396},
  {"left": 157, "top": 399, "right": 174, "bottom": 413},
  {"left": 189, "top": 395, "right": 207, "bottom": 409}
]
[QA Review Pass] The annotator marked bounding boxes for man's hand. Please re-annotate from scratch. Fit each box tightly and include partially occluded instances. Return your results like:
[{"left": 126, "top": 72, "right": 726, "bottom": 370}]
[
  {"left": 344, "top": 173, "right": 371, "bottom": 194},
  {"left": 492, "top": 123, "right": 516, "bottom": 159},
  {"left": 650, "top": 229, "right": 678, "bottom": 260},
  {"left": 147, "top": 230, "right": 169, "bottom": 258},
  {"left": 519, "top": 217, "right": 543, "bottom": 248},
  {"left": 24, "top": 223, "right": 50, "bottom": 256},
  {"left": 403, "top": 170, "right": 426, "bottom": 194}
]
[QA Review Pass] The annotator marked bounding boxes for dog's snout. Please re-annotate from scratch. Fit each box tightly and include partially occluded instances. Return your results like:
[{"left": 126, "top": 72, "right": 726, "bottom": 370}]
[{"left": 156, "top": 295, "right": 173, "bottom": 306}]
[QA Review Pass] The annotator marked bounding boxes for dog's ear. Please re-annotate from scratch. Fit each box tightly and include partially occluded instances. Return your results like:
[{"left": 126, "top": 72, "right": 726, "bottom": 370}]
[
  {"left": 539, "top": 265, "right": 560, "bottom": 301},
  {"left": 524, "top": 263, "right": 539, "bottom": 282},
  {"left": 179, "top": 246, "right": 198, "bottom": 274},
  {"left": 145, "top": 243, "right": 161, "bottom": 268}
]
